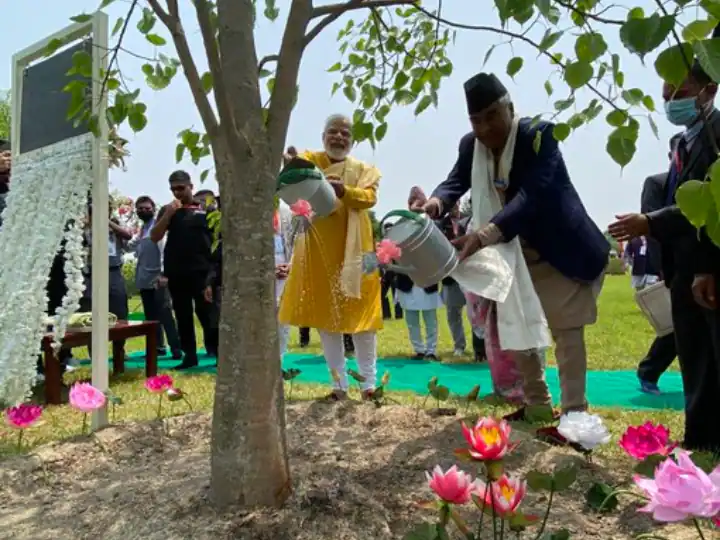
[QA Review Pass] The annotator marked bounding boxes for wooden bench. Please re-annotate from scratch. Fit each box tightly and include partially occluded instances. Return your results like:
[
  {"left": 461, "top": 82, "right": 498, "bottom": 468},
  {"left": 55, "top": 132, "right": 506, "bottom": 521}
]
[{"left": 41, "top": 320, "right": 160, "bottom": 405}]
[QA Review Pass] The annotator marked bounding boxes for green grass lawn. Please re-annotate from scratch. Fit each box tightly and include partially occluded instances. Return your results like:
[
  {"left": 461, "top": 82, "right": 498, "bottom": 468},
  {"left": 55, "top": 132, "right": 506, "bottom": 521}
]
[{"left": 1, "top": 274, "right": 683, "bottom": 461}]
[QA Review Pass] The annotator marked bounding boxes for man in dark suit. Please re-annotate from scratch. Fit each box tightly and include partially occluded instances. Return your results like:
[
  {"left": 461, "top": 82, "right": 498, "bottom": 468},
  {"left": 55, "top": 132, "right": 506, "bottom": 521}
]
[
  {"left": 417, "top": 72, "right": 609, "bottom": 445},
  {"left": 635, "top": 139, "right": 680, "bottom": 394},
  {"left": 610, "top": 62, "right": 720, "bottom": 452}
]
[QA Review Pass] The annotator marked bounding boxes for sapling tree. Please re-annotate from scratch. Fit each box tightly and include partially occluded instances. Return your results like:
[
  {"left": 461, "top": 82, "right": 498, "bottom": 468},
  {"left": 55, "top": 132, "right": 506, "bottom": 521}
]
[{"left": 43, "top": 0, "right": 720, "bottom": 511}]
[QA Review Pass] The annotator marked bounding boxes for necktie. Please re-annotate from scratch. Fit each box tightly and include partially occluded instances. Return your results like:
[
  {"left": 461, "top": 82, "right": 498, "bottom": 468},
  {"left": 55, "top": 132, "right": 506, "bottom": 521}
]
[{"left": 665, "top": 137, "right": 688, "bottom": 206}]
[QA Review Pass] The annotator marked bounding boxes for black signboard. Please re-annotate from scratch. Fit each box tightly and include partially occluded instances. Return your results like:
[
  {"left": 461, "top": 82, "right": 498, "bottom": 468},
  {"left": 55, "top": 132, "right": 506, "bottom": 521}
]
[{"left": 19, "top": 40, "right": 93, "bottom": 154}]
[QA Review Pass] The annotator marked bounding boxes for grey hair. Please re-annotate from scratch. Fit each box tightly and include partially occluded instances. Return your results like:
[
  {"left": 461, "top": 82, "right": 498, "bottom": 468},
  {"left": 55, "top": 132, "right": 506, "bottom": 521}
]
[{"left": 323, "top": 113, "right": 352, "bottom": 133}]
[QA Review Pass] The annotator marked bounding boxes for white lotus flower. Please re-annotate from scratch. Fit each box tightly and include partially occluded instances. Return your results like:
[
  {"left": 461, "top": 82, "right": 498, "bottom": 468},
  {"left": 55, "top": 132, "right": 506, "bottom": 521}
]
[{"left": 557, "top": 411, "right": 611, "bottom": 451}]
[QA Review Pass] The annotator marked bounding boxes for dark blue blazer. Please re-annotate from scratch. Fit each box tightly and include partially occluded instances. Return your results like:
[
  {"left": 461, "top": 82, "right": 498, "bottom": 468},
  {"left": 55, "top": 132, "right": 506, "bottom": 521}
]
[{"left": 431, "top": 118, "right": 610, "bottom": 283}]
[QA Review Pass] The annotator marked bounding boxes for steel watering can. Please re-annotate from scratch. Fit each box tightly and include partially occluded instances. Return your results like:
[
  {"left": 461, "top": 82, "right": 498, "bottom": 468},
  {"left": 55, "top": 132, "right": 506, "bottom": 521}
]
[
  {"left": 379, "top": 209, "right": 458, "bottom": 288},
  {"left": 276, "top": 157, "right": 337, "bottom": 218}
]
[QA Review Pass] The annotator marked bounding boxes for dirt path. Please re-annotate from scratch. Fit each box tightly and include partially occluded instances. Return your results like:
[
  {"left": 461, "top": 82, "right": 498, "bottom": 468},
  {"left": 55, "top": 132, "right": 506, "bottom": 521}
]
[{"left": 0, "top": 402, "right": 699, "bottom": 539}]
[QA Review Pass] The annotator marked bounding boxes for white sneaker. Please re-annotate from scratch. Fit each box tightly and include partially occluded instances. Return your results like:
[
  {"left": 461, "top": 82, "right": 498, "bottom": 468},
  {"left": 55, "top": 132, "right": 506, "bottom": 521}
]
[{"left": 453, "top": 349, "right": 466, "bottom": 357}]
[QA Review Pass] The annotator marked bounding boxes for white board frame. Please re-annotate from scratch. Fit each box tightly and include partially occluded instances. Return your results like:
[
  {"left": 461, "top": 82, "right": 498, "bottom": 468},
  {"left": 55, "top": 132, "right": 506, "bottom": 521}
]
[{"left": 11, "top": 12, "right": 110, "bottom": 430}]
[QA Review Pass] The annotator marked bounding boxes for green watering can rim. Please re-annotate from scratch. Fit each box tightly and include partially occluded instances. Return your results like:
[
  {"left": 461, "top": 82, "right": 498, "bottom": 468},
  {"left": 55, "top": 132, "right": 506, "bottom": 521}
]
[
  {"left": 379, "top": 209, "right": 425, "bottom": 230},
  {"left": 276, "top": 167, "right": 324, "bottom": 190}
]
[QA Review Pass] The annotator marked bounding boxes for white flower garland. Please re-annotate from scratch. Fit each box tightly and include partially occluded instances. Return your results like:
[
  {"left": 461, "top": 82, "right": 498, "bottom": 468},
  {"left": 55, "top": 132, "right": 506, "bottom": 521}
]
[{"left": 0, "top": 134, "right": 93, "bottom": 404}]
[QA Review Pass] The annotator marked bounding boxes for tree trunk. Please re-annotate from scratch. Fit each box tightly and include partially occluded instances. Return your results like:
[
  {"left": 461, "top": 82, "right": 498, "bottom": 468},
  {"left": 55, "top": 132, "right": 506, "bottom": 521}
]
[{"left": 209, "top": 132, "right": 291, "bottom": 508}]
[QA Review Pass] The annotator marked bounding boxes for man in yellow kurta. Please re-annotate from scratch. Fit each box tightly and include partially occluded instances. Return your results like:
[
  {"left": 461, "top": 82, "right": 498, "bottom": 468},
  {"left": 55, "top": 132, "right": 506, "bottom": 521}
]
[{"left": 278, "top": 114, "right": 382, "bottom": 400}]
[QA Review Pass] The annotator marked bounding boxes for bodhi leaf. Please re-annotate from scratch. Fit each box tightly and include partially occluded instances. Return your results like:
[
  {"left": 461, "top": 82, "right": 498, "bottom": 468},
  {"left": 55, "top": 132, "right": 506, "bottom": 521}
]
[
  {"left": 606, "top": 125, "right": 639, "bottom": 167},
  {"left": 575, "top": 32, "right": 608, "bottom": 63},
  {"left": 563, "top": 61, "right": 593, "bottom": 89},
  {"left": 507, "top": 57, "right": 524, "bottom": 78},
  {"left": 683, "top": 19, "right": 718, "bottom": 41},
  {"left": 619, "top": 14, "right": 674, "bottom": 57},
  {"left": 655, "top": 43, "right": 693, "bottom": 85},
  {"left": 693, "top": 38, "right": 720, "bottom": 83},
  {"left": 676, "top": 180, "right": 712, "bottom": 228}
]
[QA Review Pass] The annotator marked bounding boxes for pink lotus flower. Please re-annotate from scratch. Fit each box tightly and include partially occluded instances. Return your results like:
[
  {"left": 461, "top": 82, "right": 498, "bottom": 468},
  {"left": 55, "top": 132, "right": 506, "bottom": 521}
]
[
  {"left": 475, "top": 474, "right": 531, "bottom": 517},
  {"left": 290, "top": 200, "right": 313, "bottom": 218},
  {"left": 634, "top": 449, "right": 720, "bottom": 522},
  {"left": 426, "top": 465, "right": 478, "bottom": 505},
  {"left": 376, "top": 239, "right": 402, "bottom": 265},
  {"left": 145, "top": 374, "right": 174, "bottom": 394},
  {"left": 460, "top": 417, "right": 513, "bottom": 461},
  {"left": 619, "top": 422, "right": 677, "bottom": 460},
  {"left": 4, "top": 403, "right": 42, "bottom": 429},
  {"left": 69, "top": 383, "right": 107, "bottom": 413}
]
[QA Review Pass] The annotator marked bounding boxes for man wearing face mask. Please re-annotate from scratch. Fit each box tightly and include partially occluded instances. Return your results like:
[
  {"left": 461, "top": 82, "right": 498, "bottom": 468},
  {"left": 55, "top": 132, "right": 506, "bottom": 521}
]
[
  {"left": 132, "top": 196, "right": 182, "bottom": 360},
  {"left": 609, "top": 62, "right": 720, "bottom": 452},
  {"left": 278, "top": 114, "right": 383, "bottom": 401}
]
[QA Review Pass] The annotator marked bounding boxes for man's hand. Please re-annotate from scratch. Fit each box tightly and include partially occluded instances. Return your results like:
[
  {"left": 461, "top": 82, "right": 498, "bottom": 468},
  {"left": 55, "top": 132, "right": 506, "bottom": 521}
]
[
  {"left": 0, "top": 152, "right": 10, "bottom": 174},
  {"left": 412, "top": 196, "right": 443, "bottom": 219},
  {"left": 451, "top": 232, "right": 484, "bottom": 261},
  {"left": 327, "top": 179, "right": 345, "bottom": 198},
  {"left": 203, "top": 286, "right": 213, "bottom": 303},
  {"left": 164, "top": 199, "right": 182, "bottom": 216},
  {"left": 693, "top": 274, "right": 717, "bottom": 309},
  {"left": 283, "top": 146, "right": 298, "bottom": 165},
  {"left": 275, "top": 263, "right": 289, "bottom": 280},
  {"left": 607, "top": 213, "right": 650, "bottom": 242},
  {"left": 156, "top": 276, "right": 168, "bottom": 288}
]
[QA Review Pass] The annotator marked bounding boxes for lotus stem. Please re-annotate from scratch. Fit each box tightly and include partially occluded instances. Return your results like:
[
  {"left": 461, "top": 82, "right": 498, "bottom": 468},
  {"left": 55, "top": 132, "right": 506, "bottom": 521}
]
[
  {"left": 82, "top": 413, "right": 88, "bottom": 435},
  {"left": 476, "top": 479, "right": 490, "bottom": 537},
  {"left": 288, "top": 380, "right": 295, "bottom": 401},
  {"left": 183, "top": 396, "right": 194, "bottom": 412},
  {"left": 532, "top": 488, "right": 554, "bottom": 540},
  {"left": 693, "top": 518, "right": 706, "bottom": 540},
  {"left": 499, "top": 517, "right": 505, "bottom": 540},
  {"left": 491, "top": 481, "right": 498, "bottom": 539},
  {"left": 600, "top": 489, "right": 647, "bottom": 512},
  {"left": 156, "top": 394, "right": 163, "bottom": 419},
  {"left": 16, "top": 429, "right": 23, "bottom": 450}
]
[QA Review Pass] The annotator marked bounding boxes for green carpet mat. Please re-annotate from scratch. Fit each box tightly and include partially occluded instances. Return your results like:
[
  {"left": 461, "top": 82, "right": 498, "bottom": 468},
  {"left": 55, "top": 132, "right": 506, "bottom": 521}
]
[{"left": 112, "top": 351, "right": 684, "bottom": 412}]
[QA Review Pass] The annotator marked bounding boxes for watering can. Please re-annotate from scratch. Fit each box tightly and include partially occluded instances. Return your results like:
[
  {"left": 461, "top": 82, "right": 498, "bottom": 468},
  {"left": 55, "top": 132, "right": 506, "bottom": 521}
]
[
  {"left": 379, "top": 209, "right": 459, "bottom": 288},
  {"left": 277, "top": 157, "right": 337, "bottom": 218}
]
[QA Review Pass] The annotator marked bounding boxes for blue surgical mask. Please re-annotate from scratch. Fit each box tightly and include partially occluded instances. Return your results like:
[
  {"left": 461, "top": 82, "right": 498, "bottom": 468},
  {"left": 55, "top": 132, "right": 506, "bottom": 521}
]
[{"left": 664, "top": 97, "right": 700, "bottom": 126}]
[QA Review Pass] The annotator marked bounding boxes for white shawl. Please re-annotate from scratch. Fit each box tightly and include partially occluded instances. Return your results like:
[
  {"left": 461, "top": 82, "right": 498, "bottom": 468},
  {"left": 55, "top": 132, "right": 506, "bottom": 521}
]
[{"left": 449, "top": 117, "right": 551, "bottom": 351}]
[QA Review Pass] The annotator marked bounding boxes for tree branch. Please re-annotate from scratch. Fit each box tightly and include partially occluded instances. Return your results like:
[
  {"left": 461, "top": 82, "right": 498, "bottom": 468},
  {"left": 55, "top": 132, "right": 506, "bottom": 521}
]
[
  {"left": 147, "top": 0, "right": 219, "bottom": 136},
  {"left": 266, "top": 0, "right": 314, "bottom": 165},
  {"left": 194, "top": 0, "right": 237, "bottom": 146},
  {"left": 310, "top": 0, "right": 416, "bottom": 18},
  {"left": 305, "top": 0, "right": 415, "bottom": 45},
  {"left": 258, "top": 55, "right": 279, "bottom": 73},
  {"left": 550, "top": 0, "right": 624, "bottom": 25},
  {"left": 412, "top": 4, "right": 622, "bottom": 113}
]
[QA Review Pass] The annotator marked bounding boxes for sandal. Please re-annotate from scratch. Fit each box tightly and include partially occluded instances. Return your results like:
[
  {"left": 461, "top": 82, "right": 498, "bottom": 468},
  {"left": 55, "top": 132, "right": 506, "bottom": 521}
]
[{"left": 320, "top": 390, "right": 347, "bottom": 402}]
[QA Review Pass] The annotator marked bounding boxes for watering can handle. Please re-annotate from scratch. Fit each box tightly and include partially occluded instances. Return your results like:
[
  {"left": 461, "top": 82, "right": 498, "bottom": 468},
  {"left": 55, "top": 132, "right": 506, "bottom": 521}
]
[
  {"left": 379, "top": 209, "right": 425, "bottom": 230},
  {"left": 276, "top": 165, "right": 325, "bottom": 190}
]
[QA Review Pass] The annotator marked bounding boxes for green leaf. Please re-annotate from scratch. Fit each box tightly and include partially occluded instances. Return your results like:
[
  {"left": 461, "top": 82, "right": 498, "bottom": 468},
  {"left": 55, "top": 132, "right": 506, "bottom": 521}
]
[
  {"left": 683, "top": 19, "right": 717, "bottom": 41},
  {"left": 403, "top": 523, "right": 438, "bottom": 540},
  {"left": 146, "top": 34, "right": 167, "bottom": 46},
  {"left": 432, "top": 385, "right": 450, "bottom": 401},
  {"left": 506, "top": 57, "right": 524, "bottom": 78},
  {"left": 327, "top": 62, "right": 342, "bottom": 72},
  {"left": 141, "top": 64, "right": 154, "bottom": 76},
  {"left": 175, "top": 143, "right": 185, "bottom": 163},
  {"left": 606, "top": 109, "right": 628, "bottom": 127},
  {"left": 414, "top": 95, "right": 433, "bottom": 116},
  {"left": 552, "top": 466, "right": 577, "bottom": 491},
  {"left": 70, "top": 13, "right": 93, "bottom": 23},
  {"left": 705, "top": 200, "right": 720, "bottom": 246},
  {"left": 526, "top": 470, "right": 554, "bottom": 492},
  {"left": 375, "top": 122, "right": 388, "bottom": 141},
  {"left": 552, "top": 123, "right": 571, "bottom": 141},
  {"left": 676, "top": 179, "right": 712, "bottom": 228},
  {"left": 45, "top": 38, "right": 65, "bottom": 56},
  {"left": 606, "top": 126, "right": 638, "bottom": 167},
  {"left": 282, "top": 368, "right": 302, "bottom": 381},
  {"left": 533, "top": 130, "right": 542, "bottom": 153},
  {"left": 702, "top": 0, "right": 720, "bottom": 19},
  {"left": 563, "top": 61, "right": 593, "bottom": 89},
  {"left": 394, "top": 72, "right": 410, "bottom": 89},
  {"left": 633, "top": 454, "right": 668, "bottom": 478},
  {"left": 575, "top": 32, "right": 608, "bottom": 63},
  {"left": 483, "top": 45, "right": 496, "bottom": 66},
  {"left": 544, "top": 80, "right": 553, "bottom": 95},
  {"left": 548, "top": 528, "right": 571, "bottom": 540},
  {"left": 586, "top": 482, "right": 618, "bottom": 513},
  {"left": 137, "top": 8, "right": 156, "bottom": 34},
  {"left": 621, "top": 88, "right": 645, "bottom": 106},
  {"left": 642, "top": 95, "right": 656, "bottom": 111},
  {"left": 427, "top": 376, "right": 438, "bottom": 392},
  {"left": 347, "top": 369, "right": 367, "bottom": 383},
  {"left": 466, "top": 384, "right": 480, "bottom": 401},
  {"left": 655, "top": 43, "right": 693, "bottom": 85},
  {"left": 343, "top": 85, "right": 357, "bottom": 102},
  {"left": 128, "top": 112, "right": 148, "bottom": 132},
  {"left": 201, "top": 72, "right": 213, "bottom": 94},
  {"left": 619, "top": 14, "right": 674, "bottom": 56},
  {"left": 693, "top": 38, "right": 720, "bottom": 82},
  {"left": 539, "top": 29, "right": 563, "bottom": 51}
]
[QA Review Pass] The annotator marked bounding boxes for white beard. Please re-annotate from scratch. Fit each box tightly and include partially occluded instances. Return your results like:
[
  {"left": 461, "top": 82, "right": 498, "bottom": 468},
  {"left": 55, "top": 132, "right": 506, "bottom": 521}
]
[{"left": 324, "top": 146, "right": 349, "bottom": 161}]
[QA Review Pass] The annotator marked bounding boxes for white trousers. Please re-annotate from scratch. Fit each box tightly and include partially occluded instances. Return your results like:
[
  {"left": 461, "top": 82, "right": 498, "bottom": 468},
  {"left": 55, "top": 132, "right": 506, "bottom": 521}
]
[
  {"left": 319, "top": 330, "right": 377, "bottom": 391},
  {"left": 278, "top": 324, "right": 290, "bottom": 357}
]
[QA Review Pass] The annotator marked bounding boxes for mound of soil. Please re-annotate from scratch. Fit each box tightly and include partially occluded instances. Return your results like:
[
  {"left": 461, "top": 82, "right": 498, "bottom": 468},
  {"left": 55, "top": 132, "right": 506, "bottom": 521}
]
[{"left": 0, "top": 402, "right": 698, "bottom": 539}]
